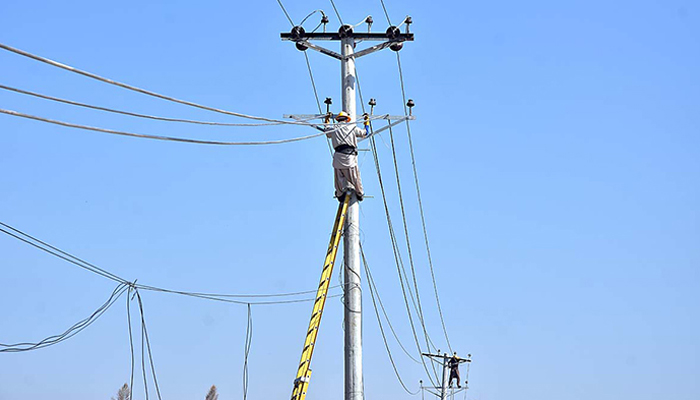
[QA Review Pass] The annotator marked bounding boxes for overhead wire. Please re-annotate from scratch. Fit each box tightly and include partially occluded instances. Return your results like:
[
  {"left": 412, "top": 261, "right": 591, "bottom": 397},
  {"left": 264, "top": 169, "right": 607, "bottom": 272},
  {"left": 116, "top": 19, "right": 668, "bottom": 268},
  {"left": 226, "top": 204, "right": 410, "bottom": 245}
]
[
  {"left": 0, "top": 220, "right": 342, "bottom": 305},
  {"left": 301, "top": 50, "right": 334, "bottom": 155},
  {"left": 361, "top": 247, "right": 419, "bottom": 395},
  {"left": 275, "top": 0, "right": 295, "bottom": 26},
  {"left": 135, "top": 290, "right": 163, "bottom": 400},
  {"left": 0, "top": 42, "right": 344, "bottom": 127},
  {"left": 379, "top": 0, "right": 393, "bottom": 25},
  {"left": 0, "top": 221, "right": 127, "bottom": 284},
  {"left": 126, "top": 286, "right": 136, "bottom": 400},
  {"left": 0, "top": 84, "right": 320, "bottom": 127},
  {"left": 328, "top": 0, "right": 344, "bottom": 25},
  {"left": 242, "top": 304, "right": 253, "bottom": 400},
  {"left": 0, "top": 282, "right": 128, "bottom": 352},
  {"left": 367, "top": 117, "right": 439, "bottom": 386},
  {"left": 386, "top": 120, "right": 439, "bottom": 356},
  {"left": 299, "top": 9, "right": 326, "bottom": 26},
  {"left": 395, "top": 52, "right": 453, "bottom": 352},
  {"left": 0, "top": 108, "right": 334, "bottom": 146}
]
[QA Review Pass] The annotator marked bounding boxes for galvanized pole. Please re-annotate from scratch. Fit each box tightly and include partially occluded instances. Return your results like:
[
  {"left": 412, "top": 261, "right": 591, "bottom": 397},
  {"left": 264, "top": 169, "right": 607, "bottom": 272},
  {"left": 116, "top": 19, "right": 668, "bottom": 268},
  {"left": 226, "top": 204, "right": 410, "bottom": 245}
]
[
  {"left": 341, "top": 24, "right": 363, "bottom": 400},
  {"left": 440, "top": 353, "right": 450, "bottom": 400}
]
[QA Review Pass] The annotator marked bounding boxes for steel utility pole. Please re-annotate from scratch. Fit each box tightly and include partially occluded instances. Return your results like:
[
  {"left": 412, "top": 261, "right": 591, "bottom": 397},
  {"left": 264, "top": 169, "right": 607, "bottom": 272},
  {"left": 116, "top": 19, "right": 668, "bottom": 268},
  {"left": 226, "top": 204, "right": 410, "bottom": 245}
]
[
  {"left": 421, "top": 353, "right": 472, "bottom": 400},
  {"left": 282, "top": 16, "right": 414, "bottom": 400}
]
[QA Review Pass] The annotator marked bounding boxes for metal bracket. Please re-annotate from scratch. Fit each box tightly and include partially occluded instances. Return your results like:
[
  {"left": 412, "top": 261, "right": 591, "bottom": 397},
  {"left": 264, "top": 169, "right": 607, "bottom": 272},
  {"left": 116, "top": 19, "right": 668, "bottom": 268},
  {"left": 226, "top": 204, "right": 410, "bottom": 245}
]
[{"left": 296, "top": 40, "right": 343, "bottom": 60}]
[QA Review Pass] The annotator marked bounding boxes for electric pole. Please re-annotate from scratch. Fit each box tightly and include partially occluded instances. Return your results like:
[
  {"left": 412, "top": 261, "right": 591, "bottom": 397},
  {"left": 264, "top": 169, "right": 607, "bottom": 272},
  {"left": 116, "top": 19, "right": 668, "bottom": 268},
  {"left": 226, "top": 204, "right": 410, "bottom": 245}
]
[
  {"left": 281, "top": 16, "right": 414, "bottom": 400},
  {"left": 421, "top": 352, "right": 472, "bottom": 400}
]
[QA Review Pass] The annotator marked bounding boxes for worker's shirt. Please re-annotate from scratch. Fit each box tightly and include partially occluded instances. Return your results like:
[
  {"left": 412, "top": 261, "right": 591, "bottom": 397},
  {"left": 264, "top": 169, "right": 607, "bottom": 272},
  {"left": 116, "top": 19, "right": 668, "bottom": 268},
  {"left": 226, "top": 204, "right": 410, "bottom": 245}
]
[
  {"left": 324, "top": 124, "right": 367, "bottom": 169},
  {"left": 448, "top": 357, "right": 460, "bottom": 370}
]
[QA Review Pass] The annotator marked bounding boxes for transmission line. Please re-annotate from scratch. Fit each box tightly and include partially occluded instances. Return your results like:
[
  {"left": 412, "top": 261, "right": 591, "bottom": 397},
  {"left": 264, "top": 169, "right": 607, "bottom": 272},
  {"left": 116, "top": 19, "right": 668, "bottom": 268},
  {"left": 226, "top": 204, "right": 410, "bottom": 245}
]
[
  {"left": 395, "top": 52, "right": 453, "bottom": 352},
  {"left": 0, "top": 220, "right": 342, "bottom": 305},
  {"left": 386, "top": 120, "right": 439, "bottom": 356},
  {"left": 328, "top": 0, "right": 344, "bottom": 25},
  {"left": 0, "top": 282, "right": 128, "bottom": 352},
  {"left": 0, "top": 42, "right": 338, "bottom": 127},
  {"left": 0, "top": 84, "right": 319, "bottom": 127},
  {"left": 0, "top": 108, "right": 334, "bottom": 146},
  {"left": 368, "top": 125, "right": 439, "bottom": 386},
  {"left": 361, "top": 247, "right": 419, "bottom": 395}
]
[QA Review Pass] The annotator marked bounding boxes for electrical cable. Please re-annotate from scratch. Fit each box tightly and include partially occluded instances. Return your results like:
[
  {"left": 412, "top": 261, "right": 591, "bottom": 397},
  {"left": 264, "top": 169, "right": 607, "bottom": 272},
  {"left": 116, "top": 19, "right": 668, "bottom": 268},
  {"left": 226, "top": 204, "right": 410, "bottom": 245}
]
[
  {"left": 0, "top": 283, "right": 128, "bottom": 352},
  {"left": 276, "top": 0, "right": 295, "bottom": 26},
  {"left": 242, "top": 303, "right": 253, "bottom": 400},
  {"left": 299, "top": 9, "right": 326, "bottom": 26},
  {"left": 386, "top": 120, "right": 439, "bottom": 356},
  {"left": 0, "top": 108, "right": 334, "bottom": 146},
  {"left": 0, "top": 42, "right": 343, "bottom": 126},
  {"left": 363, "top": 247, "right": 420, "bottom": 364},
  {"left": 126, "top": 287, "right": 136, "bottom": 400},
  {"left": 301, "top": 51, "right": 334, "bottom": 155},
  {"left": 368, "top": 126, "right": 439, "bottom": 386},
  {"left": 0, "top": 223, "right": 127, "bottom": 284},
  {"left": 328, "top": 0, "right": 344, "bottom": 25},
  {"left": 0, "top": 220, "right": 343, "bottom": 305},
  {"left": 361, "top": 247, "right": 419, "bottom": 395},
  {"left": 0, "top": 84, "right": 321, "bottom": 127},
  {"left": 379, "top": 0, "right": 392, "bottom": 25},
  {"left": 136, "top": 290, "right": 162, "bottom": 400},
  {"left": 395, "top": 52, "right": 453, "bottom": 352}
]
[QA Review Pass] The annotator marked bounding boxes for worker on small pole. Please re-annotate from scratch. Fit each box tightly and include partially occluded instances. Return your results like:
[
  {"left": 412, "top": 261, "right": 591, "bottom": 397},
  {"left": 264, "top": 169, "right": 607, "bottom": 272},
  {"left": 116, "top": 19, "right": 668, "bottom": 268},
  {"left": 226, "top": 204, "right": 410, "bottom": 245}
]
[
  {"left": 324, "top": 111, "right": 369, "bottom": 202},
  {"left": 448, "top": 352, "right": 462, "bottom": 388}
]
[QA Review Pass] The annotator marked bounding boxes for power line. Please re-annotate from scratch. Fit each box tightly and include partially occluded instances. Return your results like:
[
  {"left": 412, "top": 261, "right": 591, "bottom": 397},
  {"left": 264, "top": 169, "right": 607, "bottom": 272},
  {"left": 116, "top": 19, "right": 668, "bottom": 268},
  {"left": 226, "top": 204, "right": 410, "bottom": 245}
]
[
  {"left": 0, "top": 42, "right": 332, "bottom": 126},
  {"left": 395, "top": 52, "right": 453, "bottom": 352},
  {"left": 0, "top": 84, "right": 319, "bottom": 127},
  {"left": 276, "top": 0, "right": 295, "bottom": 26},
  {"left": 328, "top": 0, "right": 344, "bottom": 25},
  {"left": 368, "top": 128, "right": 439, "bottom": 386},
  {"left": 0, "top": 283, "right": 128, "bottom": 352},
  {"left": 386, "top": 120, "right": 438, "bottom": 357},
  {"left": 299, "top": 9, "right": 327, "bottom": 26},
  {"left": 0, "top": 220, "right": 343, "bottom": 305},
  {"left": 0, "top": 108, "right": 330, "bottom": 146},
  {"left": 361, "top": 247, "right": 419, "bottom": 395},
  {"left": 135, "top": 290, "right": 162, "bottom": 400},
  {"left": 242, "top": 303, "right": 253, "bottom": 400},
  {"left": 0, "top": 221, "right": 127, "bottom": 284},
  {"left": 378, "top": 0, "right": 393, "bottom": 25}
]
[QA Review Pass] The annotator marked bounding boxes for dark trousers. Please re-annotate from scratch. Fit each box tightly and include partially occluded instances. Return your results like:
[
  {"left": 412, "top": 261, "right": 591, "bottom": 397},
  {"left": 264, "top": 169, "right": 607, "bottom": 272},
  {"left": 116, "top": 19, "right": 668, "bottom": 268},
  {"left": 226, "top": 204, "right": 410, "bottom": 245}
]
[{"left": 449, "top": 368, "right": 461, "bottom": 387}]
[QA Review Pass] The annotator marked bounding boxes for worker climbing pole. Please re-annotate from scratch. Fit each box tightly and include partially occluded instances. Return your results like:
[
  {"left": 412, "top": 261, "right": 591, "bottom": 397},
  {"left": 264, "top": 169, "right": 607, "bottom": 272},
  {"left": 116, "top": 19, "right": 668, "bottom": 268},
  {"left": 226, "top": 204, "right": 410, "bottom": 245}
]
[{"left": 290, "top": 194, "right": 350, "bottom": 400}]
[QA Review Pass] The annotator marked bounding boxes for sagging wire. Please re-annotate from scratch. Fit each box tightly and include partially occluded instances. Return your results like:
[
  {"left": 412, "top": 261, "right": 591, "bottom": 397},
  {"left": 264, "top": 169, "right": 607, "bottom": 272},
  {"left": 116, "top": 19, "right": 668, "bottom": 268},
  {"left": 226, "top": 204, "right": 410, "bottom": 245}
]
[
  {"left": 0, "top": 84, "right": 321, "bottom": 127},
  {"left": 328, "top": 0, "right": 344, "bottom": 25},
  {"left": 0, "top": 220, "right": 343, "bottom": 305},
  {"left": 276, "top": 0, "right": 295, "bottom": 27},
  {"left": 361, "top": 246, "right": 419, "bottom": 395},
  {"left": 367, "top": 119, "right": 439, "bottom": 386},
  {"left": 395, "top": 52, "right": 454, "bottom": 353},
  {"left": 0, "top": 42, "right": 354, "bottom": 127},
  {"left": 386, "top": 118, "right": 440, "bottom": 358},
  {"left": 0, "top": 282, "right": 128, "bottom": 352},
  {"left": 299, "top": 9, "right": 326, "bottom": 26},
  {"left": 243, "top": 304, "right": 253, "bottom": 400}
]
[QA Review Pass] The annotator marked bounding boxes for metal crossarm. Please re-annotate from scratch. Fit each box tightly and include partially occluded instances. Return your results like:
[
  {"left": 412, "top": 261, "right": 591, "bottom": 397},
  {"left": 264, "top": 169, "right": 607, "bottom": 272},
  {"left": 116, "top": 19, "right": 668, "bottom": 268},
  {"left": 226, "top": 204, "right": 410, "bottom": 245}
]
[{"left": 290, "top": 195, "right": 350, "bottom": 400}]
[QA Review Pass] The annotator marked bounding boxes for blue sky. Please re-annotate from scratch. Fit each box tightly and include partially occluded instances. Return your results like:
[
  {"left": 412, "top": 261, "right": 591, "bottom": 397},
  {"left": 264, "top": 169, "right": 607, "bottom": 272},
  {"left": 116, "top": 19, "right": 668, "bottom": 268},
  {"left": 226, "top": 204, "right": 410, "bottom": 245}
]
[{"left": 1, "top": 1, "right": 698, "bottom": 400}]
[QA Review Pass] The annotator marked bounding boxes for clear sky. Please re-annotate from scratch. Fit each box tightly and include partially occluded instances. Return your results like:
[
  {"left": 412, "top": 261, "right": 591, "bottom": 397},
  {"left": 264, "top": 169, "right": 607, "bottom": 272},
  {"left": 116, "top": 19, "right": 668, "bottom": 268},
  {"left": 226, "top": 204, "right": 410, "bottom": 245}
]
[{"left": 1, "top": 1, "right": 698, "bottom": 400}]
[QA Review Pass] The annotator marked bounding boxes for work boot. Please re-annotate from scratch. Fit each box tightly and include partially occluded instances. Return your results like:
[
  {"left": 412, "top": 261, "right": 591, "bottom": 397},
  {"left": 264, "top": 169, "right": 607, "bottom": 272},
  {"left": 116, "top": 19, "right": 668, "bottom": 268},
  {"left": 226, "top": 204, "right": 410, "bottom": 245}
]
[
  {"left": 337, "top": 193, "right": 346, "bottom": 203},
  {"left": 356, "top": 192, "right": 364, "bottom": 201}
]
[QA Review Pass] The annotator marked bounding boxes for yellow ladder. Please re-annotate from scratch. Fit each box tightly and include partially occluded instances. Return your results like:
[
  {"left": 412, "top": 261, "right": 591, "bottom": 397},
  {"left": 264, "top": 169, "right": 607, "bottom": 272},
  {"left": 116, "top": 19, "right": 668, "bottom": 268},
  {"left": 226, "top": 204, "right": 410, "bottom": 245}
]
[{"left": 290, "top": 195, "right": 350, "bottom": 400}]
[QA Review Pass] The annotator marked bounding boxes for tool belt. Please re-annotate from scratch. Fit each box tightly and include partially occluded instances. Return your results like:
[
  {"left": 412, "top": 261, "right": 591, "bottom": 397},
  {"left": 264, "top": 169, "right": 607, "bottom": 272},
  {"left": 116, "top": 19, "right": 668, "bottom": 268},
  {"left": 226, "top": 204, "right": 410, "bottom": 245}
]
[{"left": 334, "top": 144, "right": 358, "bottom": 155}]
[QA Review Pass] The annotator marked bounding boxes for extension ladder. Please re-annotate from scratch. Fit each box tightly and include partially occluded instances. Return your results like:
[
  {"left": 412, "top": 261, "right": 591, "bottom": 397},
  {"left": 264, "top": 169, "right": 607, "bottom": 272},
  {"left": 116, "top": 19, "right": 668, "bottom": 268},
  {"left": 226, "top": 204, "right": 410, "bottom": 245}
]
[{"left": 290, "top": 195, "right": 350, "bottom": 400}]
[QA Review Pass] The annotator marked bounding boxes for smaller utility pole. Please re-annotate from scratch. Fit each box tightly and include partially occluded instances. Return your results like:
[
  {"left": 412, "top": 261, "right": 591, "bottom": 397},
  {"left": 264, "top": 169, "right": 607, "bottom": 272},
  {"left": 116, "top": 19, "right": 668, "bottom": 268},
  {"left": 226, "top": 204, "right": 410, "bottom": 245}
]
[{"left": 421, "top": 353, "right": 472, "bottom": 400}]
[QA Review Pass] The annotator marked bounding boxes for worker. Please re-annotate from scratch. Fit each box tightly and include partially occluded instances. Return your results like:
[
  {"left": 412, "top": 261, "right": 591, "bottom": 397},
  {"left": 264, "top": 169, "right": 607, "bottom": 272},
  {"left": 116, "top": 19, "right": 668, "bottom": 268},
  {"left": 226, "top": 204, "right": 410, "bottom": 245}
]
[
  {"left": 448, "top": 352, "right": 462, "bottom": 388},
  {"left": 324, "top": 111, "right": 369, "bottom": 202}
]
